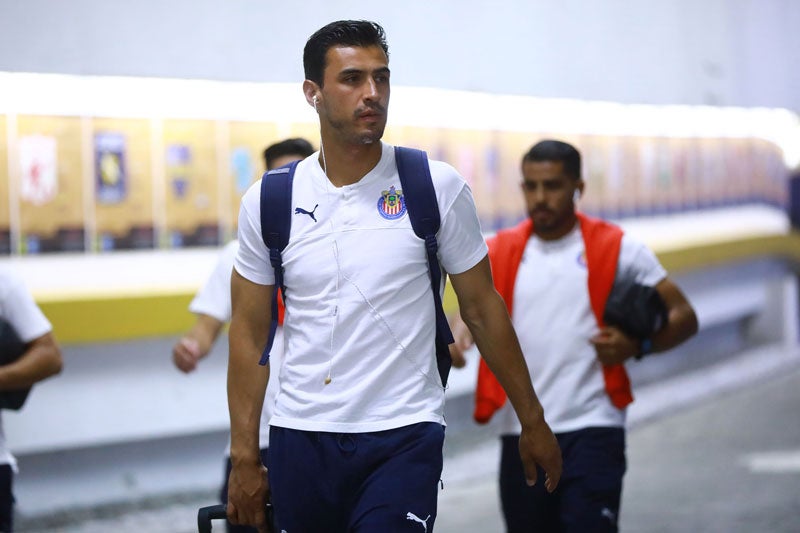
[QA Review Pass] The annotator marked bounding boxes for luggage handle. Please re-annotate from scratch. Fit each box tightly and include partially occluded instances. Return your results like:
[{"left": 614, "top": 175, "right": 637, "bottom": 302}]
[
  {"left": 197, "top": 504, "right": 227, "bottom": 533},
  {"left": 197, "top": 503, "right": 274, "bottom": 532}
]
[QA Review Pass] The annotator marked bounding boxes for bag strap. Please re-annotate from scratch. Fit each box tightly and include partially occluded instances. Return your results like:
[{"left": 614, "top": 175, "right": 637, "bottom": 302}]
[
  {"left": 394, "top": 146, "right": 455, "bottom": 386},
  {"left": 258, "top": 160, "right": 300, "bottom": 365}
]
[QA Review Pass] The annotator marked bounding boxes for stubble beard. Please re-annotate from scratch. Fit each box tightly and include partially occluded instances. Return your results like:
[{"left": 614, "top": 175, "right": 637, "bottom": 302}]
[{"left": 327, "top": 115, "right": 386, "bottom": 146}]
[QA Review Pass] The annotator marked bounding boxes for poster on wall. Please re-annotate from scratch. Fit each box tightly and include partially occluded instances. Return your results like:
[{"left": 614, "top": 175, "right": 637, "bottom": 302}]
[
  {"left": 672, "top": 139, "right": 694, "bottom": 213},
  {"left": 0, "top": 115, "right": 9, "bottom": 255},
  {"left": 761, "top": 141, "right": 789, "bottom": 206},
  {"left": 16, "top": 115, "right": 87, "bottom": 254},
  {"left": 92, "top": 117, "right": 154, "bottom": 251},
  {"left": 95, "top": 132, "right": 127, "bottom": 204},
  {"left": 231, "top": 147, "right": 254, "bottom": 195},
  {"left": 226, "top": 121, "right": 282, "bottom": 241},
  {"left": 162, "top": 119, "right": 220, "bottom": 248},
  {"left": 616, "top": 137, "right": 642, "bottom": 218},
  {"left": 167, "top": 143, "right": 192, "bottom": 201},
  {"left": 19, "top": 134, "right": 58, "bottom": 206}
]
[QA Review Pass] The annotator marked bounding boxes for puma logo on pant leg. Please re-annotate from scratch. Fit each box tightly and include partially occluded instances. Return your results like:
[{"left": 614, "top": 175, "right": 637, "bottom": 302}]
[{"left": 406, "top": 512, "right": 431, "bottom": 532}]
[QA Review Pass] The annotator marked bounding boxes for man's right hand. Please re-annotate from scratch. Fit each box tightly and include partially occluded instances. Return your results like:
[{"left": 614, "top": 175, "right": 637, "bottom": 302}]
[
  {"left": 173, "top": 315, "right": 225, "bottom": 373},
  {"left": 227, "top": 461, "right": 271, "bottom": 533},
  {"left": 172, "top": 337, "right": 203, "bottom": 373}
]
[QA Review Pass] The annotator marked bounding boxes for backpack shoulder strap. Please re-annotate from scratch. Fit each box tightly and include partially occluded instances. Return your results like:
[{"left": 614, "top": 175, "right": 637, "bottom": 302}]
[
  {"left": 395, "top": 147, "right": 441, "bottom": 239},
  {"left": 258, "top": 160, "right": 300, "bottom": 365},
  {"left": 394, "top": 146, "right": 455, "bottom": 386},
  {"left": 260, "top": 162, "right": 298, "bottom": 256}
]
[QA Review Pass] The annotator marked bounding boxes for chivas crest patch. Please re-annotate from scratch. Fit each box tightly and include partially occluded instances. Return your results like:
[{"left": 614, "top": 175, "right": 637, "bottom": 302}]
[
  {"left": 576, "top": 250, "right": 588, "bottom": 268},
  {"left": 377, "top": 186, "right": 407, "bottom": 220}
]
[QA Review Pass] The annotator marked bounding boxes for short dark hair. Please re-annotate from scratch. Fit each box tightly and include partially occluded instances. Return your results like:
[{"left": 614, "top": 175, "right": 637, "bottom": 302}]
[
  {"left": 263, "top": 138, "right": 315, "bottom": 170},
  {"left": 522, "top": 140, "right": 582, "bottom": 180},
  {"left": 303, "top": 20, "right": 389, "bottom": 86}
]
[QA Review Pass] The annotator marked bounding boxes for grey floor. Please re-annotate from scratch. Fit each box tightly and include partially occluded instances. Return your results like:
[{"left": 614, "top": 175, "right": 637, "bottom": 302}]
[{"left": 16, "top": 342, "right": 800, "bottom": 533}]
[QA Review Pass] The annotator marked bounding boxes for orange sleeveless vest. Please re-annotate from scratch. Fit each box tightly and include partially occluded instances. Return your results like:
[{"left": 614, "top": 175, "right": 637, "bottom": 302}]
[{"left": 473, "top": 212, "right": 634, "bottom": 424}]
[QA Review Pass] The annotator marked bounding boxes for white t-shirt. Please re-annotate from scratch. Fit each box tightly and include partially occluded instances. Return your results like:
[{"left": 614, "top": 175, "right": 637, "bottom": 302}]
[
  {"left": 235, "top": 142, "right": 487, "bottom": 433},
  {"left": 498, "top": 225, "right": 667, "bottom": 435},
  {"left": 189, "top": 240, "right": 280, "bottom": 450},
  {"left": 0, "top": 266, "right": 53, "bottom": 468}
]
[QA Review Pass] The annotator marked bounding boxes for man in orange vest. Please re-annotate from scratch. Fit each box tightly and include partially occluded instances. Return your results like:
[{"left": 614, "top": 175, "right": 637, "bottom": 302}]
[{"left": 450, "top": 139, "right": 698, "bottom": 533}]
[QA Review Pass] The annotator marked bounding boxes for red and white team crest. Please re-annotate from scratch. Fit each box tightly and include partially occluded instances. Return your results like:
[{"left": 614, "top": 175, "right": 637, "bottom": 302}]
[
  {"left": 377, "top": 185, "right": 407, "bottom": 220},
  {"left": 19, "top": 135, "right": 58, "bottom": 205}
]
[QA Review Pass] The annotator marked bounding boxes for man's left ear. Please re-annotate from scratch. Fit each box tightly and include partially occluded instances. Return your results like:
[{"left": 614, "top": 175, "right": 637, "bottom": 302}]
[{"left": 574, "top": 181, "right": 585, "bottom": 203}]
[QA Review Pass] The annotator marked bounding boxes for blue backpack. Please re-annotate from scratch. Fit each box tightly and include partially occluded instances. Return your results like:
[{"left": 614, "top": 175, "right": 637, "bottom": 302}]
[{"left": 258, "top": 146, "right": 454, "bottom": 386}]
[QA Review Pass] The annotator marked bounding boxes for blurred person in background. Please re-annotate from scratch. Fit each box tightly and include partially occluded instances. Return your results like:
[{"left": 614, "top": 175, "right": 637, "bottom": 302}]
[
  {"left": 0, "top": 265, "right": 63, "bottom": 532},
  {"left": 450, "top": 139, "right": 698, "bottom": 533},
  {"left": 171, "top": 137, "right": 313, "bottom": 533}
]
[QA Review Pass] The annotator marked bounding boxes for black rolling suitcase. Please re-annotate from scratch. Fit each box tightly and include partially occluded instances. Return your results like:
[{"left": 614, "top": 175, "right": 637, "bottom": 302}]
[
  {"left": 197, "top": 503, "right": 274, "bottom": 532},
  {"left": 197, "top": 504, "right": 226, "bottom": 533}
]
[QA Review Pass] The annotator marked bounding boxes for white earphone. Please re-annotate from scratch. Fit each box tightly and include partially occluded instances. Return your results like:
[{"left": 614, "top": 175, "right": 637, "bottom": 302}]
[
  {"left": 573, "top": 189, "right": 581, "bottom": 202},
  {"left": 313, "top": 95, "right": 319, "bottom": 110}
]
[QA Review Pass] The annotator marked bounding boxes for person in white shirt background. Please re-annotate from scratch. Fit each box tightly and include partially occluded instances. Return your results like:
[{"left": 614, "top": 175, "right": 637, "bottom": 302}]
[
  {"left": 450, "top": 139, "right": 698, "bottom": 533},
  {"left": 171, "top": 137, "right": 313, "bottom": 533},
  {"left": 0, "top": 266, "right": 63, "bottom": 532}
]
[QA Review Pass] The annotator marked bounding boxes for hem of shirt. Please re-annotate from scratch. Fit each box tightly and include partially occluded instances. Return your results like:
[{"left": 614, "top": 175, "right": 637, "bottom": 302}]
[
  {"left": 269, "top": 412, "right": 446, "bottom": 433},
  {"left": 0, "top": 454, "right": 17, "bottom": 473},
  {"left": 19, "top": 325, "right": 52, "bottom": 344}
]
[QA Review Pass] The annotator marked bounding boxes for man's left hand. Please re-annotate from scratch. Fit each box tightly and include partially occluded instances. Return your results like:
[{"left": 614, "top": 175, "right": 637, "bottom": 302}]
[
  {"left": 590, "top": 326, "right": 639, "bottom": 365},
  {"left": 519, "top": 419, "right": 562, "bottom": 493}
]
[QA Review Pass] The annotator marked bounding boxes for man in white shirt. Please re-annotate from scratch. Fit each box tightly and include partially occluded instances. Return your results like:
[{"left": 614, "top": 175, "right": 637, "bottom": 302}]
[
  {"left": 451, "top": 139, "right": 698, "bottom": 533},
  {"left": 0, "top": 266, "right": 62, "bottom": 532},
  {"left": 226, "top": 20, "right": 561, "bottom": 533},
  {"left": 171, "top": 137, "right": 313, "bottom": 533}
]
